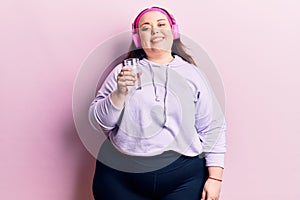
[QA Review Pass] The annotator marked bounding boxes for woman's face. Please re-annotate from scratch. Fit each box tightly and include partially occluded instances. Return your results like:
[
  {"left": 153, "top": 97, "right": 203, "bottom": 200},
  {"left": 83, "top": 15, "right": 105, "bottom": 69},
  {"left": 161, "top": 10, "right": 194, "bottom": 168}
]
[{"left": 138, "top": 11, "right": 173, "bottom": 56}]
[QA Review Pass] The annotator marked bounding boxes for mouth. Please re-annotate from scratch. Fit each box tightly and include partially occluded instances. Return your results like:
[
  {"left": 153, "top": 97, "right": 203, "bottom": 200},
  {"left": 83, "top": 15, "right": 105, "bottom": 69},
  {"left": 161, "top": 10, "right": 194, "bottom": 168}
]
[{"left": 151, "top": 37, "right": 164, "bottom": 43}]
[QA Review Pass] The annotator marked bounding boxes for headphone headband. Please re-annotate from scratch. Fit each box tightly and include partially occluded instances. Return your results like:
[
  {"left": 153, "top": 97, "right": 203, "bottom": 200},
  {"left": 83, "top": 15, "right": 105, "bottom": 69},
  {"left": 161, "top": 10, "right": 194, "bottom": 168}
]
[{"left": 132, "top": 7, "right": 176, "bottom": 33}]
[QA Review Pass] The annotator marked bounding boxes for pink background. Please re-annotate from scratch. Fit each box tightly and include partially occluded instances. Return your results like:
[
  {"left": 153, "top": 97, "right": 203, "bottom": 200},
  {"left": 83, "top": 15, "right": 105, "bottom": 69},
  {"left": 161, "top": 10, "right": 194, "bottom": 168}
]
[{"left": 1, "top": 0, "right": 300, "bottom": 199}]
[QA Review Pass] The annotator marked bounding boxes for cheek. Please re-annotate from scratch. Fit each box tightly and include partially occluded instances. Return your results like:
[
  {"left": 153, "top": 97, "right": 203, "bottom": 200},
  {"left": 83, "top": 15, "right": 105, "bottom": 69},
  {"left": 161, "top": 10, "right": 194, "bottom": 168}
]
[
  {"left": 162, "top": 29, "right": 173, "bottom": 40},
  {"left": 139, "top": 32, "right": 150, "bottom": 43}
]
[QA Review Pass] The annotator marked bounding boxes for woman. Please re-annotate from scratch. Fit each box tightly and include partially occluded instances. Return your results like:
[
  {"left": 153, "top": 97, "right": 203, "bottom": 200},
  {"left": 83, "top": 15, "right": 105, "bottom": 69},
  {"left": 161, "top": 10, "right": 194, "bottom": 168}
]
[{"left": 89, "top": 6, "right": 226, "bottom": 200}]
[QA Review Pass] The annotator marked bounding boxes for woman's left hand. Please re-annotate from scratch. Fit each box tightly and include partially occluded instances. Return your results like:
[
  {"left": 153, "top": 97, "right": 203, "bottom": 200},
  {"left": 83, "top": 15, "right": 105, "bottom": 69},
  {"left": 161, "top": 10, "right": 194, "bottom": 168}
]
[{"left": 200, "top": 178, "right": 222, "bottom": 200}]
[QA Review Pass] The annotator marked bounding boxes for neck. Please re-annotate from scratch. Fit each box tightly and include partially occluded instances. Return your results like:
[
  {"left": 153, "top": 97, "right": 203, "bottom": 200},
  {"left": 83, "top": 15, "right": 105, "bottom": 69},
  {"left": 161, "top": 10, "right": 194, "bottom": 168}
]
[{"left": 146, "top": 53, "right": 174, "bottom": 65}]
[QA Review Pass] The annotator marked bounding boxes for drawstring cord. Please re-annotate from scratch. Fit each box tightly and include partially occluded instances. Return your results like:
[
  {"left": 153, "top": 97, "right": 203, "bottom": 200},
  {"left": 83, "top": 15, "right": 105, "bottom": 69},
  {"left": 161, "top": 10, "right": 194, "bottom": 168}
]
[
  {"left": 148, "top": 63, "right": 160, "bottom": 102},
  {"left": 147, "top": 63, "right": 169, "bottom": 126},
  {"left": 163, "top": 65, "right": 169, "bottom": 126}
]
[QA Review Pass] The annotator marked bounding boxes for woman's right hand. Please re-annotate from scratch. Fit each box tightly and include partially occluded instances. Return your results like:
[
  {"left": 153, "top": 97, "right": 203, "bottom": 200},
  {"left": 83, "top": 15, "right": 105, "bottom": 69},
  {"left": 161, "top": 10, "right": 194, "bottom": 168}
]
[
  {"left": 116, "top": 67, "right": 136, "bottom": 95},
  {"left": 109, "top": 67, "right": 137, "bottom": 109}
]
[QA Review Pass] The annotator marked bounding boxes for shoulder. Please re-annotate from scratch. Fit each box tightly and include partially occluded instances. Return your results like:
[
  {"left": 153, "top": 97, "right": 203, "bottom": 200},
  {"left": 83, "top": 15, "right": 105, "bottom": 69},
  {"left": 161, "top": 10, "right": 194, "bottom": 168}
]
[
  {"left": 105, "top": 62, "right": 123, "bottom": 80},
  {"left": 173, "top": 56, "right": 209, "bottom": 83},
  {"left": 172, "top": 56, "right": 213, "bottom": 95},
  {"left": 97, "top": 62, "right": 123, "bottom": 90}
]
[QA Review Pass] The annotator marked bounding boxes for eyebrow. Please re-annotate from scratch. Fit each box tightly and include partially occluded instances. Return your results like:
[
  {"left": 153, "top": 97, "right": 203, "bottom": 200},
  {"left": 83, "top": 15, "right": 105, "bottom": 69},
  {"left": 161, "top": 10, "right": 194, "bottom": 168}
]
[{"left": 140, "top": 19, "right": 167, "bottom": 27}]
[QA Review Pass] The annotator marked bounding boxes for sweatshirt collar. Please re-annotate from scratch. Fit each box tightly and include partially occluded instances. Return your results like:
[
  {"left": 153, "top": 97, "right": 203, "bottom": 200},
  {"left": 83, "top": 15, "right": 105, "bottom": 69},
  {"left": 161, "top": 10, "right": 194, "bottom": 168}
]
[{"left": 140, "top": 55, "right": 185, "bottom": 68}]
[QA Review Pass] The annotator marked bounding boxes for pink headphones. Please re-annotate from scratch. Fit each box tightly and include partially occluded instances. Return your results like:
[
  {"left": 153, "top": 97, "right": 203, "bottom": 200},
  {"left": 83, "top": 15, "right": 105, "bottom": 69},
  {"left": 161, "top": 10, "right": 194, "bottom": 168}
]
[{"left": 131, "top": 7, "right": 180, "bottom": 48}]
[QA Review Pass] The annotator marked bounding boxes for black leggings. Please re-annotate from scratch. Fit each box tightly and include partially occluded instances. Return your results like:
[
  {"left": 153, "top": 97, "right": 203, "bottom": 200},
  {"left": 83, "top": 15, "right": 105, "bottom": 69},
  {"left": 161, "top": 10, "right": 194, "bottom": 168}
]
[{"left": 92, "top": 140, "right": 208, "bottom": 200}]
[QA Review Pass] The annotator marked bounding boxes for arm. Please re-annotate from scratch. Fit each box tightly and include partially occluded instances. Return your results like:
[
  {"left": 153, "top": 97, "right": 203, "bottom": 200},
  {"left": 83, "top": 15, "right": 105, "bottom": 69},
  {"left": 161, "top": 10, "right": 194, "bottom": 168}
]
[
  {"left": 194, "top": 71, "right": 226, "bottom": 200},
  {"left": 89, "top": 65, "right": 136, "bottom": 133},
  {"left": 195, "top": 83, "right": 226, "bottom": 169}
]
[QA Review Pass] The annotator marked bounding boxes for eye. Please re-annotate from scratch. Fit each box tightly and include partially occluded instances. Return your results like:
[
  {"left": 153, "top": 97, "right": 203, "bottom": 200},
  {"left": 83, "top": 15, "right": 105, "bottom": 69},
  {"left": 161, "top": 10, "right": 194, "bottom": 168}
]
[
  {"left": 141, "top": 26, "right": 151, "bottom": 31},
  {"left": 158, "top": 23, "right": 166, "bottom": 27}
]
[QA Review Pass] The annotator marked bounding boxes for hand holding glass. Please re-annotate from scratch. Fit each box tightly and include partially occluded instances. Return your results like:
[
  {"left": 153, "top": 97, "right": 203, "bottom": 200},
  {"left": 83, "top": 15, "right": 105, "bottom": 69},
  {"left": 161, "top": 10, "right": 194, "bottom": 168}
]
[{"left": 122, "top": 58, "right": 142, "bottom": 90}]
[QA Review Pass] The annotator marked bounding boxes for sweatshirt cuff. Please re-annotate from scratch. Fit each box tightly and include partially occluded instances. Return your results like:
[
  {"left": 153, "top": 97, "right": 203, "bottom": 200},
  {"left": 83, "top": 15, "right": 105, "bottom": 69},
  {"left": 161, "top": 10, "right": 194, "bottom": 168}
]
[
  {"left": 205, "top": 153, "right": 225, "bottom": 168},
  {"left": 93, "top": 96, "right": 123, "bottom": 131},
  {"left": 108, "top": 94, "right": 124, "bottom": 111}
]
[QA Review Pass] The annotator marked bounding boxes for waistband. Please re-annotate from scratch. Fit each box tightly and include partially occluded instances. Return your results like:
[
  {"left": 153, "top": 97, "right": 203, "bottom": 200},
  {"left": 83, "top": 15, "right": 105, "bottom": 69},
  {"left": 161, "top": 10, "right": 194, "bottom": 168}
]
[{"left": 96, "top": 139, "right": 204, "bottom": 173}]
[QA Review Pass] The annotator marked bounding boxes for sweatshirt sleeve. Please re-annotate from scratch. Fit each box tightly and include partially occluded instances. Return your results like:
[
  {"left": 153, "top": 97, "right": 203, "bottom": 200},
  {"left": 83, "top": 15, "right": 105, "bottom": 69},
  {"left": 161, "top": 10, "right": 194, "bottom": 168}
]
[
  {"left": 88, "top": 64, "right": 124, "bottom": 135},
  {"left": 194, "top": 70, "right": 227, "bottom": 168}
]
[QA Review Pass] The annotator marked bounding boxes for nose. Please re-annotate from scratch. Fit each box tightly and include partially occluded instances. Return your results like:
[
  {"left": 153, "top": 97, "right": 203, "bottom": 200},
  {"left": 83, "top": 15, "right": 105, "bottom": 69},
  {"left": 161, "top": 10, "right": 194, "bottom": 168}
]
[{"left": 151, "top": 28, "right": 159, "bottom": 35}]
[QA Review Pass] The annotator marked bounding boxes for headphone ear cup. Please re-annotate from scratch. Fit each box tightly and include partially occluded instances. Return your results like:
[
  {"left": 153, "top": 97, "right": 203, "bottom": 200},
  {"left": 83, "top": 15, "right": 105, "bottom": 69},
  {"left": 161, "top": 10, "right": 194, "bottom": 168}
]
[
  {"left": 132, "top": 32, "right": 141, "bottom": 48},
  {"left": 172, "top": 24, "right": 180, "bottom": 40}
]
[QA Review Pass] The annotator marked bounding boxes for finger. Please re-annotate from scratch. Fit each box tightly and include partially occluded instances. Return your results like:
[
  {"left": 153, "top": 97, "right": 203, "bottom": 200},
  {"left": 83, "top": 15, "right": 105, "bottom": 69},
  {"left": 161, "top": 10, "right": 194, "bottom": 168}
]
[
  {"left": 201, "top": 191, "right": 206, "bottom": 200},
  {"left": 121, "top": 68, "right": 133, "bottom": 75},
  {"left": 118, "top": 79, "right": 136, "bottom": 87},
  {"left": 126, "top": 81, "right": 135, "bottom": 86},
  {"left": 206, "top": 196, "right": 216, "bottom": 200},
  {"left": 121, "top": 67, "right": 132, "bottom": 72},
  {"left": 122, "top": 67, "right": 136, "bottom": 73},
  {"left": 119, "top": 71, "right": 133, "bottom": 77},
  {"left": 118, "top": 74, "right": 136, "bottom": 82},
  {"left": 122, "top": 77, "right": 136, "bottom": 85},
  {"left": 120, "top": 72, "right": 136, "bottom": 78},
  {"left": 117, "top": 75, "right": 127, "bottom": 83},
  {"left": 117, "top": 81, "right": 128, "bottom": 87}
]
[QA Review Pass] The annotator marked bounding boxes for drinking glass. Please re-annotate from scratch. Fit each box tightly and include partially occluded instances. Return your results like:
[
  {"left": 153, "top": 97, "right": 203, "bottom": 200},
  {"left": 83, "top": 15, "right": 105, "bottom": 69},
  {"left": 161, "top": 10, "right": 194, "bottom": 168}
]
[{"left": 123, "top": 58, "right": 142, "bottom": 90}]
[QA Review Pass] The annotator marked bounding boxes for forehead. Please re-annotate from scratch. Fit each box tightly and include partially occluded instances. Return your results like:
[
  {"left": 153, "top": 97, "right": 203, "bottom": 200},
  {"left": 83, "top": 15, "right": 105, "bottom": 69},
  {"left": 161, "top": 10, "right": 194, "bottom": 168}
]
[{"left": 138, "top": 11, "right": 168, "bottom": 26}]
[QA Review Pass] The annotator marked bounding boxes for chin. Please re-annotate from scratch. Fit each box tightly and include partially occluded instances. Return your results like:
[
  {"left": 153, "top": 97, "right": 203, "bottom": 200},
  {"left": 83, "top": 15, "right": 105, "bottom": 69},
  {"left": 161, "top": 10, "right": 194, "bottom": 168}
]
[{"left": 147, "top": 46, "right": 171, "bottom": 53}]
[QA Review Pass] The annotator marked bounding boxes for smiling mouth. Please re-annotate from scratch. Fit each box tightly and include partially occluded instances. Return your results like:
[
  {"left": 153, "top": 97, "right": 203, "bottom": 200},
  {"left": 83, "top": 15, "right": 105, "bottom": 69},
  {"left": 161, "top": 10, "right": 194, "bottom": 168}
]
[{"left": 151, "top": 37, "right": 164, "bottom": 43}]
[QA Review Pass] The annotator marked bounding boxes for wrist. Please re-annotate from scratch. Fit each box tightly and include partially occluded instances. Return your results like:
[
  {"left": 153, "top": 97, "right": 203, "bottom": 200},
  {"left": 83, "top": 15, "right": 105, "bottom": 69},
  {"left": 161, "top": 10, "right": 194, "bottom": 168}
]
[
  {"left": 207, "top": 166, "right": 223, "bottom": 180},
  {"left": 110, "top": 91, "right": 126, "bottom": 109},
  {"left": 114, "top": 90, "right": 127, "bottom": 98},
  {"left": 208, "top": 176, "right": 223, "bottom": 182}
]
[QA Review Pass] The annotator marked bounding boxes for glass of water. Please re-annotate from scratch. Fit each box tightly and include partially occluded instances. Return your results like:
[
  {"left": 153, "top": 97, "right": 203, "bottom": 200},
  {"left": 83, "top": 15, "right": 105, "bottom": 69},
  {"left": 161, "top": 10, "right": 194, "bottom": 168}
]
[{"left": 123, "top": 58, "right": 142, "bottom": 90}]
